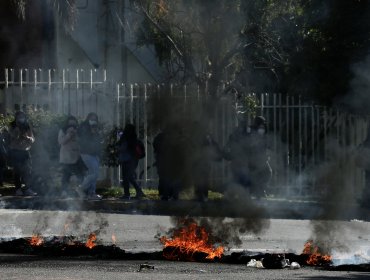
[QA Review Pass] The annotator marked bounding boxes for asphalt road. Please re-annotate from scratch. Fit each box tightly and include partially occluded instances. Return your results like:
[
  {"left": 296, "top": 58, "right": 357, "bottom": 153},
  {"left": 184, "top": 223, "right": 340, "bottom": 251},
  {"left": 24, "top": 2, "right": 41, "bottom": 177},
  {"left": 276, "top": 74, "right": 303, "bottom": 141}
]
[
  {"left": 0, "top": 209, "right": 369, "bottom": 279},
  {"left": 1, "top": 258, "right": 370, "bottom": 280},
  {"left": 0, "top": 209, "right": 369, "bottom": 253}
]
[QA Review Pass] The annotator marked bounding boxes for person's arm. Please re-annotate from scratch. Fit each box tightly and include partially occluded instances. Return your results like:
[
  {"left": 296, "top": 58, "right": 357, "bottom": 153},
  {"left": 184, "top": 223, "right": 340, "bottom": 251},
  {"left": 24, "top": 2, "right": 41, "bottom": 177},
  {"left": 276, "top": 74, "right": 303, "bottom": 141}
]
[
  {"left": 24, "top": 126, "right": 35, "bottom": 144},
  {"left": 9, "top": 126, "right": 21, "bottom": 141},
  {"left": 58, "top": 128, "right": 75, "bottom": 145}
]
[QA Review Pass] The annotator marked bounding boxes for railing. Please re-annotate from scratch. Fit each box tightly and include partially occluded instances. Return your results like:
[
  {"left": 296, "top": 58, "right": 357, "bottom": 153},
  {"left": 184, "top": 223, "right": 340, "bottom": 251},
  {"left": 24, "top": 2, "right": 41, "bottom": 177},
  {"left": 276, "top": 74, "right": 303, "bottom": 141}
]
[
  {"left": 1, "top": 68, "right": 114, "bottom": 124},
  {"left": 0, "top": 68, "right": 368, "bottom": 198}
]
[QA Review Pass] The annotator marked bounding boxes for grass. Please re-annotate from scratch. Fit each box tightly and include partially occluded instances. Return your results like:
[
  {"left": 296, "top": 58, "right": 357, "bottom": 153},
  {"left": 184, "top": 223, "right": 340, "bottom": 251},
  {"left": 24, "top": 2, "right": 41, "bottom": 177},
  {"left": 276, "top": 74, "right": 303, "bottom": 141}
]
[{"left": 99, "top": 186, "right": 224, "bottom": 200}]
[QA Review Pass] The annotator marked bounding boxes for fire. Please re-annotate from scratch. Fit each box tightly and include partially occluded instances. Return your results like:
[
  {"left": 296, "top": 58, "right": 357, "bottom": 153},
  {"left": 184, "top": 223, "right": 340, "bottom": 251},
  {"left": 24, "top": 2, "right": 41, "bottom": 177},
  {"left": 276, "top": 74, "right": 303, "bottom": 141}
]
[
  {"left": 85, "top": 233, "right": 97, "bottom": 249},
  {"left": 302, "top": 241, "right": 332, "bottom": 266},
  {"left": 112, "top": 233, "right": 116, "bottom": 245},
  {"left": 160, "top": 222, "right": 224, "bottom": 261},
  {"left": 29, "top": 235, "right": 44, "bottom": 246}
]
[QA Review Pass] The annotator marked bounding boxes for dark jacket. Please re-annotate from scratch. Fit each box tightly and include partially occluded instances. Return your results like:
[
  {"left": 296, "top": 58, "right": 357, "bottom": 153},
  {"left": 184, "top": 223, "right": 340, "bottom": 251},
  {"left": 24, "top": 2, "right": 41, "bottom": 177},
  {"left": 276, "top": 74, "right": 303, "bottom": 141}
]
[{"left": 78, "top": 121, "right": 102, "bottom": 156}]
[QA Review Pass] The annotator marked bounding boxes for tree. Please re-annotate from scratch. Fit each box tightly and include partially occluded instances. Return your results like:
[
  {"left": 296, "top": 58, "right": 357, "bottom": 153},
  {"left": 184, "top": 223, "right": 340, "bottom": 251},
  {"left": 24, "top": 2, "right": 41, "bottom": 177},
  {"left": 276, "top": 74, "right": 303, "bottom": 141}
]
[
  {"left": 130, "top": 0, "right": 245, "bottom": 96},
  {"left": 12, "top": 0, "right": 77, "bottom": 31},
  {"left": 130, "top": 0, "right": 370, "bottom": 107},
  {"left": 0, "top": 0, "right": 77, "bottom": 70},
  {"left": 129, "top": 0, "right": 312, "bottom": 97}
]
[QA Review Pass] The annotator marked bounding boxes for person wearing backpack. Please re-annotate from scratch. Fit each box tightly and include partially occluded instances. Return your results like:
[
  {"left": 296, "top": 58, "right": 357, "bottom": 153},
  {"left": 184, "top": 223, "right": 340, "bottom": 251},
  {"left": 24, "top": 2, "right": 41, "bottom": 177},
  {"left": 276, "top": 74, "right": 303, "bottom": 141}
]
[{"left": 117, "top": 124, "right": 145, "bottom": 200}]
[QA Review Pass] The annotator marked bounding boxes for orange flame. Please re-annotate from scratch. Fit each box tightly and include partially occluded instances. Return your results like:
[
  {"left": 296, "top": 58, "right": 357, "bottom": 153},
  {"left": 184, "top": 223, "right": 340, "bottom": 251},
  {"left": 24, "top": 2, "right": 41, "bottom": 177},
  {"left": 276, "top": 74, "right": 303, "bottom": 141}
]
[
  {"left": 160, "top": 222, "right": 224, "bottom": 261},
  {"left": 29, "top": 235, "right": 44, "bottom": 246},
  {"left": 302, "top": 241, "right": 332, "bottom": 265},
  {"left": 112, "top": 234, "right": 116, "bottom": 245},
  {"left": 85, "top": 233, "right": 97, "bottom": 249}
]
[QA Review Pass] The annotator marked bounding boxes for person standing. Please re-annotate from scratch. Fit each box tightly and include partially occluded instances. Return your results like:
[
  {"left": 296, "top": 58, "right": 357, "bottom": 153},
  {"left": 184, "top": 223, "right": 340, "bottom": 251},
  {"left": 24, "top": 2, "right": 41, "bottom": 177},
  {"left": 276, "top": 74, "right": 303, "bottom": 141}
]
[
  {"left": 77, "top": 113, "right": 102, "bottom": 200},
  {"left": 117, "top": 124, "right": 145, "bottom": 200},
  {"left": 58, "top": 116, "right": 85, "bottom": 197},
  {"left": 192, "top": 131, "right": 223, "bottom": 202},
  {"left": 8, "top": 111, "right": 37, "bottom": 196},
  {"left": 225, "top": 116, "right": 272, "bottom": 199}
]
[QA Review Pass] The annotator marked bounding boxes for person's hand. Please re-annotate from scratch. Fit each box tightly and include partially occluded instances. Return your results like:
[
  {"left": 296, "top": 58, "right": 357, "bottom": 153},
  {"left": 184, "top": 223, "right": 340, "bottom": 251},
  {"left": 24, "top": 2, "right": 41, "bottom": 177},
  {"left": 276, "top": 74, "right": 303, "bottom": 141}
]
[{"left": 67, "top": 127, "right": 76, "bottom": 135}]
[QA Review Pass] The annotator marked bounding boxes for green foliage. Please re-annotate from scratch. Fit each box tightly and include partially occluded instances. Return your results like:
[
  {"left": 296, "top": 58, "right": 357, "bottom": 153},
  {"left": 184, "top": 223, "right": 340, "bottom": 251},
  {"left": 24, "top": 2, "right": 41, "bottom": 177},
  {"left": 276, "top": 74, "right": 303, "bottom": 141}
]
[
  {"left": 101, "top": 126, "right": 122, "bottom": 167},
  {"left": 131, "top": 0, "right": 244, "bottom": 86},
  {"left": 27, "top": 110, "right": 66, "bottom": 132},
  {"left": 0, "top": 114, "right": 14, "bottom": 132},
  {"left": 244, "top": 95, "right": 259, "bottom": 117}
]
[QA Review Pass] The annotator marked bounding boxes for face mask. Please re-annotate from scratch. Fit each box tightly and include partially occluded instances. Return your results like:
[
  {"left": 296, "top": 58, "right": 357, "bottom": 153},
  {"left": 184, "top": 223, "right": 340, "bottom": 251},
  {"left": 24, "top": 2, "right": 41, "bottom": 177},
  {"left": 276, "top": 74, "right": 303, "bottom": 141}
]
[
  {"left": 17, "top": 117, "right": 26, "bottom": 123},
  {"left": 257, "top": 128, "right": 265, "bottom": 135},
  {"left": 89, "top": 120, "right": 97, "bottom": 126}
]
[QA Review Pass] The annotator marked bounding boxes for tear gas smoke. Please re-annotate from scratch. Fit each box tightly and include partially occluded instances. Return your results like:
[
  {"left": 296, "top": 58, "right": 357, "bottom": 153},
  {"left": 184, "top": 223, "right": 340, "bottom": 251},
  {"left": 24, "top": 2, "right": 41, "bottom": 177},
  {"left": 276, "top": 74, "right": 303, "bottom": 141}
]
[{"left": 148, "top": 87, "right": 271, "bottom": 244}]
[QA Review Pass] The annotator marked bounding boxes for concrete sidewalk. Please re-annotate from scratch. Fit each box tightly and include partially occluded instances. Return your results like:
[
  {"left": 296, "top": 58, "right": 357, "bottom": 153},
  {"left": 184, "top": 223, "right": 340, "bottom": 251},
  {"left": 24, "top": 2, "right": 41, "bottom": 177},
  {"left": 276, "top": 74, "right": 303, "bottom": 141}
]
[{"left": 1, "top": 195, "right": 369, "bottom": 221}]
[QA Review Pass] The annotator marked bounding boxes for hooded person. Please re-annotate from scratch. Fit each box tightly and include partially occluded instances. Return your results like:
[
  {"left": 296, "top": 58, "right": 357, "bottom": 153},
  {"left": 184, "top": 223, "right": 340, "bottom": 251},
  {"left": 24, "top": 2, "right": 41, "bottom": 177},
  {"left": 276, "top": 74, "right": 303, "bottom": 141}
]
[
  {"left": 117, "top": 123, "right": 145, "bottom": 200},
  {"left": 8, "top": 111, "right": 37, "bottom": 196},
  {"left": 77, "top": 112, "right": 102, "bottom": 200},
  {"left": 225, "top": 116, "right": 272, "bottom": 199}
]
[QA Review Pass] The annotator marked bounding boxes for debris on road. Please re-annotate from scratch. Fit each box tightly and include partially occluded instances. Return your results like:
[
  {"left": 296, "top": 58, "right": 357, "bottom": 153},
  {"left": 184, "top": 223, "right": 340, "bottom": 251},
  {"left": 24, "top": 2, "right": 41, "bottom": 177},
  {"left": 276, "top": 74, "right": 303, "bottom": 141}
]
[
  {"left": 290, "top": 262, "right": 301, "bottom": 269},
  {"left": 138, "top": 263, "right": 155, "bottom": 272},
  {"left": 247, "top": 259, "right": 264, "bottom": 268}
]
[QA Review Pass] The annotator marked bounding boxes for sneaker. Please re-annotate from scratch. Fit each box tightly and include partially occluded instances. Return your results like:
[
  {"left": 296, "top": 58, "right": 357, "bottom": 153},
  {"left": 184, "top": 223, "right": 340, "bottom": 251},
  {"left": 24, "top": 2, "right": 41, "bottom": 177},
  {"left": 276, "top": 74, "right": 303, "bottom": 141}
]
[
  {"left": 87, "top": 194, "right": 102, "bottom": 200},
  {"left": 15, "top": 189, "right": 24, "bottom": 196},
  {"left": 23, "top": 189, "right": 37, "bottom": 196}
]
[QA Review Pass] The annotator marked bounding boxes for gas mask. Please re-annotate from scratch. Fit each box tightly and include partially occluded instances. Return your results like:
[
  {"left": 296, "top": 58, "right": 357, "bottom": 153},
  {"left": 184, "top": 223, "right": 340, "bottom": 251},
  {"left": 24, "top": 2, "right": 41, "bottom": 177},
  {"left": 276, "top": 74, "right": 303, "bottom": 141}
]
[{"left": 89, "top": 120, "right": 97, "bottom": 126}]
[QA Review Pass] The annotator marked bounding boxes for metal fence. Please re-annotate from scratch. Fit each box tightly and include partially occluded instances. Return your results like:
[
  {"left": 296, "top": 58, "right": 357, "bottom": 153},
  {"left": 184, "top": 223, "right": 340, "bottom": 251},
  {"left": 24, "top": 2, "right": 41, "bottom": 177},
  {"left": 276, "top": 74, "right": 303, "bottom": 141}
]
[
  {"left": 1, "top": 68, "right": 114, "bottom": 123},
  {"left": 241, "top": 94, "right": 369, "bottom": 198},
  {"left": 1, "top": 68, "right": 368, "bottom": 198}
]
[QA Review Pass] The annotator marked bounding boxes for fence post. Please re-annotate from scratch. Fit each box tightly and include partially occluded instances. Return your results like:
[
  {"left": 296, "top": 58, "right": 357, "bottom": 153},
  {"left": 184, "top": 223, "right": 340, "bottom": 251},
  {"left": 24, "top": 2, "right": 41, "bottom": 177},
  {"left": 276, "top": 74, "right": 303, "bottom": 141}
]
[{"left": 144, "top": 83, "right": 148, "bottom": 188}]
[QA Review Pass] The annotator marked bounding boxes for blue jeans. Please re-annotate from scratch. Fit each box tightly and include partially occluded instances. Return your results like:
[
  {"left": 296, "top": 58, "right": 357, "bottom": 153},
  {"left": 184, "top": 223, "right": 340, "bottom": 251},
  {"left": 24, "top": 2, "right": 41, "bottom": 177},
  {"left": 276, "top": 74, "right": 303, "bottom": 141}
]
[{"left": 80, "top": 154, "right": 100, "bottom": 195}]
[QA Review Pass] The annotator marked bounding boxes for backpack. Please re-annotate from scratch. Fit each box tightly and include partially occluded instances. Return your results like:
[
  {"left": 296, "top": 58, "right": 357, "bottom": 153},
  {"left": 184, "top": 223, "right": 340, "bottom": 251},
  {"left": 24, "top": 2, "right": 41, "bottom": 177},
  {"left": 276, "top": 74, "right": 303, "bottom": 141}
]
[{"left": 135, "top": 140, "right": 146, "bottom": 159}]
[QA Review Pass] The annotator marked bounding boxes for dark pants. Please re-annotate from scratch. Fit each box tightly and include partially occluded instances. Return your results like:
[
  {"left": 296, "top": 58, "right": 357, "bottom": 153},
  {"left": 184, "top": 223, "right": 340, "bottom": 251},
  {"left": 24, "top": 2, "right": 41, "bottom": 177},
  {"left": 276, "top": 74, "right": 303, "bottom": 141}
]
[
  {"left": 61, "top": 162, "right": 84, "bottom": 191},
  {"left": 156, "top": 163, "right": 180, "bottom": 200},
  {"left": 193, "top": 164, "right": 210, "bottom": 201},
  {"left": 9, "top": 149, "right": 32, "bottom": 190},
  {"left": 232, "top": 162, "right": 272, "bottom": 198},
  {"left": 120, "top": 160, "right": 143, "bottom": 196},
  {"left": 0, "top": 154, "right": 6, "bottom": 186}
]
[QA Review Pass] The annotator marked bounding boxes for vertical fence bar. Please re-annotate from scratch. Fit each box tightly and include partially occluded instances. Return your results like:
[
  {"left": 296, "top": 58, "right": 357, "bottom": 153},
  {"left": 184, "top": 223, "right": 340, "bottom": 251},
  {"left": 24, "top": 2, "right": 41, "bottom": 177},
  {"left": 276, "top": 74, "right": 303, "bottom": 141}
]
[
  {"left": 311, "top": 103, "right": 315, "bottom": 171},
  {"left": 47, "top": 69, "right": 52, "bottom": 111},
  {"left": 76, "top": 69, "right": 79, "bottom": 117},
  {"left": 19, "top": 69, "right": 23, "bottom": 108},
  {"left": 304, "top": 105, "right": 308, "bottom": 176},
  {"left": 89, "top": 69, "right": 93, "bottom": 115},
  {"left": 278, "top": 93, "right": 283, "bottom": 191},
  {"left": 129, "top": 84, "right": 134, "bottom": 124},
  {"left": 122, "top": 83, "right": 126, "bottom": 128},
  {"left": 135, "top": 84, "right": 141, "bottom": 182},
  {"left": 81, "top": 69, "right": 85, "bottom": 117},
  {"left": 143, "top": 84, "right": 148, "bottom": 188},
  {"left": 4, "top": 69, "right": 8, "bottom": 112},
  {"left": 285, "top": 95, "right": 290, "bottom": 194},
  {"left": 62, "top": 69, "right": 66, "bottom": 115},
  {"left": 94, "top": 70, "right": 98, "bottom": 115},
  {"left": 33, "top": 69, "right": 38, "bottom": 110},
  {"left": 298, "top": 96, "right": 302, "bottom": 193},
  {"left": 273, "top": 93, "right": 277, "bottom": 189},
  {"left": 291, "top": 96, "right": 295, "bottom": 191}
]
